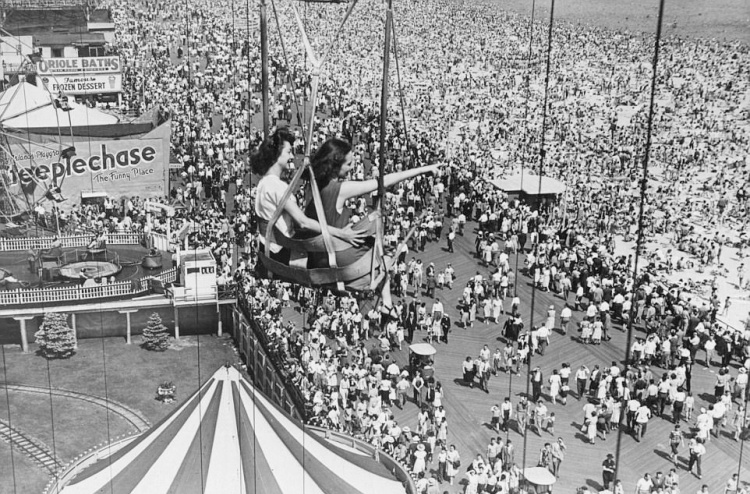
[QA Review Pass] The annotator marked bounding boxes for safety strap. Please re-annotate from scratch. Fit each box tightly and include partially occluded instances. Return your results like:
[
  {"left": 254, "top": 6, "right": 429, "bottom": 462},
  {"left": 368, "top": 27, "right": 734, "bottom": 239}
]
[{"left": 262, "top": 161, "right": 307, "bottom": 259}]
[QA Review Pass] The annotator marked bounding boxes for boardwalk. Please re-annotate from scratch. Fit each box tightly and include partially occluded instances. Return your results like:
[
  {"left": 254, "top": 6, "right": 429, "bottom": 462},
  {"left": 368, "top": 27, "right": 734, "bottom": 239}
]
[{"left": 287, "top": 216, "right": 750, "bottom": 493}]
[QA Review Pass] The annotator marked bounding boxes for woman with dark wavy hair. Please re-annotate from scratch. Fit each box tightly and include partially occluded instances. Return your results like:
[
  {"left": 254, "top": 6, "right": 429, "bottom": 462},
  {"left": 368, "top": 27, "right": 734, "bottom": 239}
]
[
  {"left": 305, "top": 137, "right": 439, "bottom": 302},
  {"left": 252, "top": 128, "right": 364, "bottom": 265}
]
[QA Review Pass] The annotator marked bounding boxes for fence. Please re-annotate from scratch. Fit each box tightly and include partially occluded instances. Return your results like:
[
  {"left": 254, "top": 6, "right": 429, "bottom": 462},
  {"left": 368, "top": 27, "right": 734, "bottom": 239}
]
[
  {"left": 232, "top": 302, "right": 306, "bottom": 421},
  {"left": 3, "top": 0, "right": 89, "bottom": 8},
  {"left": 305, "top": 426, "right": 417, "bottom": 494},
  {"left": 0, "top": 233, "right": 143, "bottom": 252},
  {"left": 0, "top": 268, "right": 177, "bottom": 306}
]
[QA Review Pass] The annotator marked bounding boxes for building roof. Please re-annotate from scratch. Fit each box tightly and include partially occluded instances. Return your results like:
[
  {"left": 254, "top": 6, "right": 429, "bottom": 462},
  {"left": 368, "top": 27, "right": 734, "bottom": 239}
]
[
  {"left": 4, "top": 9, "right": 88, "bottom": 36},
  {"left": 88, "top": 8, "right": 114, "bottom": 24},
  {"left": 34, "top": 32, "right": 107, "bottom": 46},
  {"left": 58, "top": 366, "right": 407, "bottom": 494}
]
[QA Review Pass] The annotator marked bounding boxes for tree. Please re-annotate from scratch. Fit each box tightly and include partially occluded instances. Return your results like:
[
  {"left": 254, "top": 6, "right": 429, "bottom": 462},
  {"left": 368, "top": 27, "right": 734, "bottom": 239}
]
[
  {"left": 34, "top": 313, "right": 76, "bottom": 359},
  {"left": 141, "top": 312, "right": 170, "bottom": 351}
]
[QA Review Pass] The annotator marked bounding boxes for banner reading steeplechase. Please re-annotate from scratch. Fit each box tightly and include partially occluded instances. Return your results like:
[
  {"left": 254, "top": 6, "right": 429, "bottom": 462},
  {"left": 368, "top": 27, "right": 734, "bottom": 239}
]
[{"left": 4, "top": 121, "right": 170, "bottom": 206}]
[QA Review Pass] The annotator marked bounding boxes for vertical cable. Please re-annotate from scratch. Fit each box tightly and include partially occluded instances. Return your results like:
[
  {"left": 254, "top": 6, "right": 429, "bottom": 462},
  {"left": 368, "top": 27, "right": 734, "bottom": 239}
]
[
  {"left": 377, "top": 0, "right": 393, "bottom": 205},
  {"left": 521, "top": 0, "right": 554, "bottom": 477},
  {"left": 1, "top": 342, "right": 18, "bottom": 494},
  {"left": 511, "top": 0, "right": 536, "bottom": 299},
  {"left": 614, "top": 0, "right": 665, "bottom": 481},
  {"left": 183, "top": 2, "right": 206, "bottom": 491},
  {"left": 504, "top": 0, "right": 538, "bottom": 440},
  {"left": 18, "top": 48, "right": 62, "bottom": 485}
]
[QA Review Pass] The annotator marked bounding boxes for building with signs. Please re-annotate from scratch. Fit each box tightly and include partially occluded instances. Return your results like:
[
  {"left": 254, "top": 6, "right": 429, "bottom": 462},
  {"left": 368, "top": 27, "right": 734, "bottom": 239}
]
[
  {"left": 1, "top": 1, "right": 117, "bottom": 102},
  {"left": 35, "top": 53, "right": 122, "bottom": 105}
]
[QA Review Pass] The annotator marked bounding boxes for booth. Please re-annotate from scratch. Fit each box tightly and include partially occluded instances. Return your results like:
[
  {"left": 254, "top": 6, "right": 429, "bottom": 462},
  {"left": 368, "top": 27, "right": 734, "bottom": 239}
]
[
  {"left": 409, "top": 343, "right": 436, "bottom": 379},
  {"left": 489, "top": 171, "right": 566, "bottom": 210},
  {"left": 171, "top": 249, "right": 217, "bottom": 301}
]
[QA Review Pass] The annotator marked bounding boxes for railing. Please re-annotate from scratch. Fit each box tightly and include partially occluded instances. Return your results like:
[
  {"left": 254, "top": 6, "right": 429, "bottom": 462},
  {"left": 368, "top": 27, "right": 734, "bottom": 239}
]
[
  {"left": 150, "top": 232, "right": 170, "bottom": 252},
  {"left": 305, "top": 426, "right": 417, "bottom": 494},
  {"left": 232, "top": 301, "right": 307, "bottom": 421},
  {"left": 0, "top": 281, "right": 135, "bottom": 305},
  {"left": 0, "top": 233, "right": 143, "bottom": 252},
  {"left": 0, "top": 267, "right": 177, "bottom": 306},
  {"left": 2, "top": 0, "right": 90, "bottom": 8},
  {"left": 158, "top": 267, "right": 177, "bottom": 284}
]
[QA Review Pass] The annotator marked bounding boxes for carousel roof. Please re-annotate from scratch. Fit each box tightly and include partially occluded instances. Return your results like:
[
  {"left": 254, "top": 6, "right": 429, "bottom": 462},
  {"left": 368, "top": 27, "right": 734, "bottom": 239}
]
[{"left": 59, "top": 365, "right": 406, "bottom": 494}]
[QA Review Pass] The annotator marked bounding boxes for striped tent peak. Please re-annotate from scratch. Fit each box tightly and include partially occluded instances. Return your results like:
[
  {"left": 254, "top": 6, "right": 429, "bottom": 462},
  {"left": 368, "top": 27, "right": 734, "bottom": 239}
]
[{"left": 59, "top": 366, "right": 407, "bottom": 494}]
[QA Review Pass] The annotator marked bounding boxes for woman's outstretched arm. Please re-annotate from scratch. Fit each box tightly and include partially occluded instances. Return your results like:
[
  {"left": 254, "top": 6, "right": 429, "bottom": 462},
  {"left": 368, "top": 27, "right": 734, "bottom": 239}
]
[
  {"left": 336, "top": 163, "right": 441, "bottom": 209},
  {"left": 282, "top": 196, "right": 366, "bottom": 246}
]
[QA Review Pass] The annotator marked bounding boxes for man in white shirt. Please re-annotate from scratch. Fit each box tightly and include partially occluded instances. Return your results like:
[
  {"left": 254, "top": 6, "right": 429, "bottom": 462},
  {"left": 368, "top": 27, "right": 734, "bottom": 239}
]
[
  {"left": 560, "top": 305, "right": 572, "bottom": 334},
  {"left": 635, "top": 403, "right": 652, "bottom": 441},
  {"left": 688, "top": 438, "right": 706, "bottom": 479}
]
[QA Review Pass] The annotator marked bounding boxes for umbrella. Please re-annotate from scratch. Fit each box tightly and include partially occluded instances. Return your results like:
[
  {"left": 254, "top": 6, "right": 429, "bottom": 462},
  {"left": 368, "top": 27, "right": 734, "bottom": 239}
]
[{"left": 523, "top": 467, "right": 557, "bottom": 486}]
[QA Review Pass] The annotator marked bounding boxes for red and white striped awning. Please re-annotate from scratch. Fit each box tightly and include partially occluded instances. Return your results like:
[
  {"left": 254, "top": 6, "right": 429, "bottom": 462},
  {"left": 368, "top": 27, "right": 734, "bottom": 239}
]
[{"left": 60, "top": 366, "right": 406, "bottom": 494}]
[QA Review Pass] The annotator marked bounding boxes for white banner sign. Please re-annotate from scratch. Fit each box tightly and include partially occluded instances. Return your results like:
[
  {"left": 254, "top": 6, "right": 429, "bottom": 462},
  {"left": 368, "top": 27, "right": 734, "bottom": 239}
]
[
  {"left": 38, "top": 73, "right": 122, "bottom": 95},
  {"left": 36, "top": 56, "right": 121, "bottom": 75}
]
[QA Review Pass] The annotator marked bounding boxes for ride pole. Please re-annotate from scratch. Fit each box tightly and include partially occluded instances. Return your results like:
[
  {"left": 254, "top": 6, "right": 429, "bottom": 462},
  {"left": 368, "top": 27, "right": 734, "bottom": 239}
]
[
  {"left": 377, "top": 0, "right": 393, "bottom": 205},
  {"left": 260, "top": 0, "right": 270, "bottom": 139}
]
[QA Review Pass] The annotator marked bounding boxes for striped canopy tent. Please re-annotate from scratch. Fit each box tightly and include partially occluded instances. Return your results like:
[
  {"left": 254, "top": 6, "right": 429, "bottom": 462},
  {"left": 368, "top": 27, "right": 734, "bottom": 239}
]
[{"left": 58, "top": 366, "right": 408, "bottom": 494}]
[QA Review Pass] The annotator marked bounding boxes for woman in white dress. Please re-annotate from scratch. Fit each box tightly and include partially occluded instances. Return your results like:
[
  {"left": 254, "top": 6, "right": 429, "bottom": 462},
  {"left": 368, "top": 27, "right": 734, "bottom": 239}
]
[
  {"left": 591, "top": 319, "right": 603, "bottom": 344},
  {"left": 412, "top": 443, "right": 427, "bottom": 475},
  {"left": 492, "top": 297, "right": 503, "bottom": 323},
  {"left": 549, "top": 369, "right": 562, "bottom": 405},
  {"left": 483, "top": 298, "right": 492, "bottom": 323}
]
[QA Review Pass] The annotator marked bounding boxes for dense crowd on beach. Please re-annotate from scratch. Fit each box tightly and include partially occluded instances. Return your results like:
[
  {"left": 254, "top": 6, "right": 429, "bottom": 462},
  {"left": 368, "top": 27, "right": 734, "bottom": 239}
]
[{"left": 29, "top": 0, "right": 750, "bottom": 491}]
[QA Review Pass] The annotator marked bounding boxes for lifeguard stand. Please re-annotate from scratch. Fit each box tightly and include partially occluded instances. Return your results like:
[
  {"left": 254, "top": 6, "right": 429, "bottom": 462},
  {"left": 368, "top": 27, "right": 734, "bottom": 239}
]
[{"left": 172, "top": 249, "right": 217, "bottom": 302}]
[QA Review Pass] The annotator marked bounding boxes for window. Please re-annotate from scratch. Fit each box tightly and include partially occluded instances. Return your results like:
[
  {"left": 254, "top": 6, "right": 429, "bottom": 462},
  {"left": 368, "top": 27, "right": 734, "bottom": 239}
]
[{"left": 51, "top": 48, "right": 63, "bottom": 58}]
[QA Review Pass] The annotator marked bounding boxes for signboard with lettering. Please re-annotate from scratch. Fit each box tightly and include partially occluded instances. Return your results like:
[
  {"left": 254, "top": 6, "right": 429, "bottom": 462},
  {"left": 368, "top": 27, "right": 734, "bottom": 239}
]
[
  {"left": 35, "top": 56, "right": 121, "bottom": 75},
  {"left": 38, "top": 73, "right": 122, "bottom": 95},
  {"left": 5, "top": 137, "right": 168, "bottom": 205}
]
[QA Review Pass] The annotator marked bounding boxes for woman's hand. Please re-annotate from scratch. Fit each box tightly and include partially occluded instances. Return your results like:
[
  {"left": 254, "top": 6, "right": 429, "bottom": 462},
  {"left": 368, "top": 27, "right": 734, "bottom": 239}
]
[
  {"left": 425, "top": 163, "right": 443, "bottom": 175},
  {"left": 335, "top": 225, "right": 368, "bottom": 247}
]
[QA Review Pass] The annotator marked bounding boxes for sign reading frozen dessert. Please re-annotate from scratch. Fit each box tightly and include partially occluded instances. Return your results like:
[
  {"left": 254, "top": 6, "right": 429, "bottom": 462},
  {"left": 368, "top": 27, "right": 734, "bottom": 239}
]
[{"left": 39, "top": 74, "right": 122, "bottom": 94}]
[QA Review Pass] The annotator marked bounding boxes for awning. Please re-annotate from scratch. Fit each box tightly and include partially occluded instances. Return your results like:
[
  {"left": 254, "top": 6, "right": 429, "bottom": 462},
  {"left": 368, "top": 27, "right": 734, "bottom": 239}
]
[
  {"left": 58, "top": 365, "right": 407, "bottom": 494},
  {"left": 489, "top": 171, "right": 566, "bottom": 196}
]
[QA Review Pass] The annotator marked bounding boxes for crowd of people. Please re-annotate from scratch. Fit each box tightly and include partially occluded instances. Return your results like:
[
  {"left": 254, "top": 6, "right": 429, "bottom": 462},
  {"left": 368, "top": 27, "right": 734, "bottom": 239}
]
[{"left": 35, "top": 0, "right": 749, "bottom": 491}]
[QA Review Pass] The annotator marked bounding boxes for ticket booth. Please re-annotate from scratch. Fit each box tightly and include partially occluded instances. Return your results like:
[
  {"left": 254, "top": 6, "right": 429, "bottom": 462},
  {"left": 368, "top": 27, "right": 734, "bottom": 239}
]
[{"left": 173, "top": 249, "right": 217, "bottom": 301}]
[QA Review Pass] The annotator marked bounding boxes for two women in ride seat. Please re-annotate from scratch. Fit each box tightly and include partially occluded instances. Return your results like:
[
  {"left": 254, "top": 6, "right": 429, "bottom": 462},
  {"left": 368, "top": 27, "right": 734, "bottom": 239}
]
[{"left": 252, "top": 127, "right": 440, "bottom": 309}]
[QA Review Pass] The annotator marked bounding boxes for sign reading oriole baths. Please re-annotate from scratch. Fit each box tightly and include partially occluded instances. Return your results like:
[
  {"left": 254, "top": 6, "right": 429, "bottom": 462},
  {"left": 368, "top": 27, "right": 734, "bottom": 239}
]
[
  {"left": 6, "top": 138, "right": 167, "bottom": 201},
  {"left": 35, "top": 56, "right": 121, "bottom": 75}
]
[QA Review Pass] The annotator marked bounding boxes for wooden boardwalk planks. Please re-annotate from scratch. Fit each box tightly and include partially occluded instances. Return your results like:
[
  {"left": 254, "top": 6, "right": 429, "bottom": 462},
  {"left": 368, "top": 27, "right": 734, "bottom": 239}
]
[{"left": 282, "top": 218, "right": 749, "bottom": 493}]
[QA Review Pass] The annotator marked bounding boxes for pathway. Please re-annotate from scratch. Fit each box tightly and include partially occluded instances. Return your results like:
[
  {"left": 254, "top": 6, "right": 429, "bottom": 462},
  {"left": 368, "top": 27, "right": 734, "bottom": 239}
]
[{"left": 1, "top": 384, "right": 151, "bottom": 433}]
